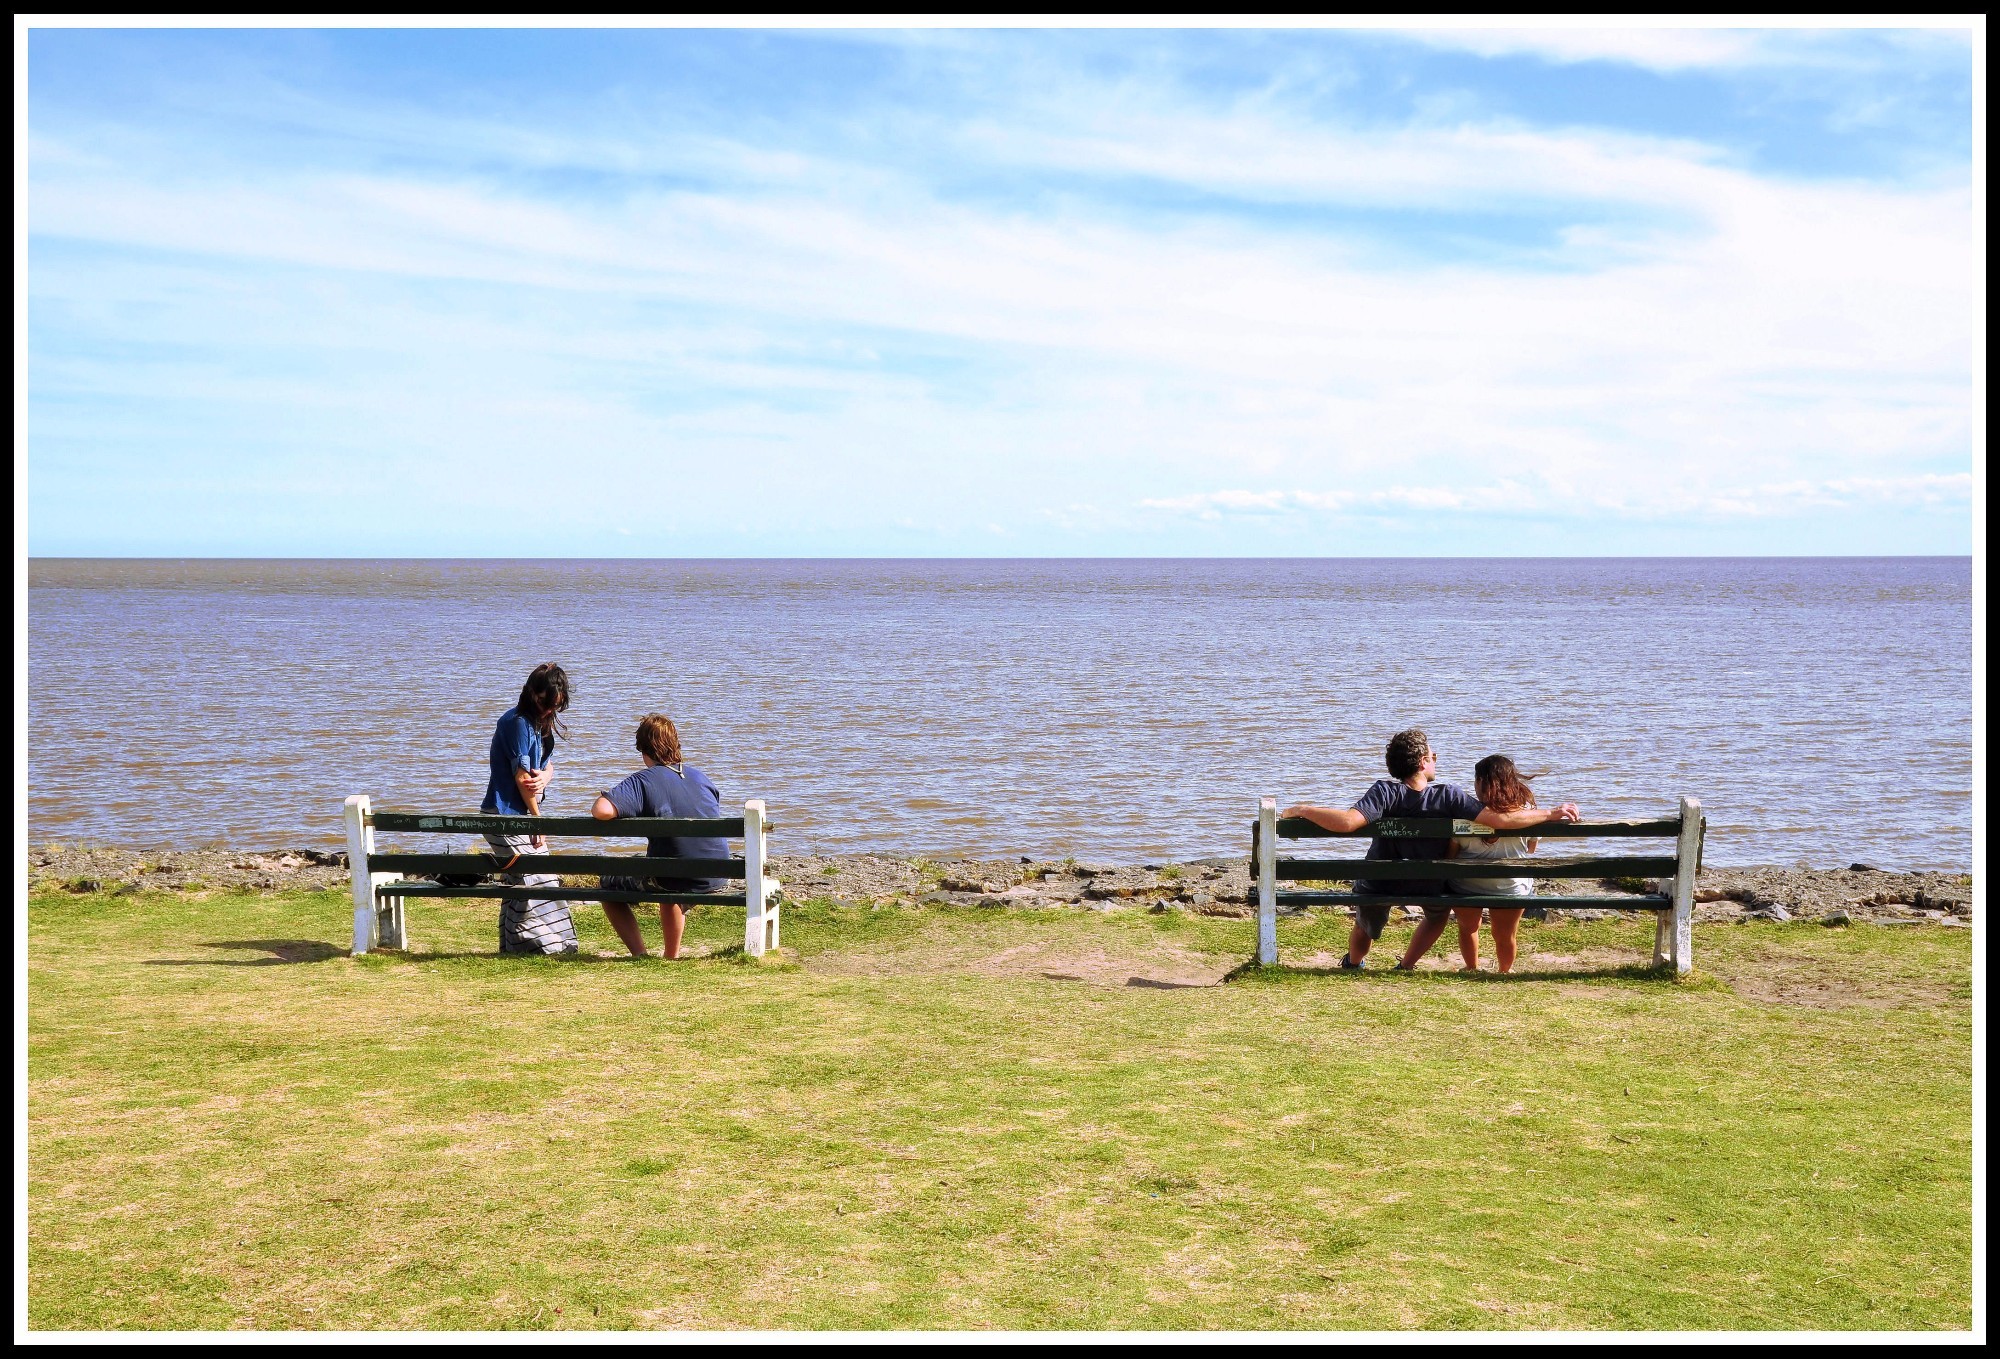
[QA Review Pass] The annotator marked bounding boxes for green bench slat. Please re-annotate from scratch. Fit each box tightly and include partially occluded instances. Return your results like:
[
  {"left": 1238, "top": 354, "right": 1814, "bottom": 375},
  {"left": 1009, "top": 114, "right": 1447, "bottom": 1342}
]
[
  {"left": 368, "top": 854, "right": 747, "bottom": 879},
  {"left": 370, "top": 812, "right": 747, "bottom": 838},
  {"left": 1272, "top": 817, "right": 1679, "bottom": 840},
  {"left": 1274, "top": 855, "right": 1676, "bottom": 882},
  {"left": 1275, "top": 892, "right": 1670, "bottom": 909},
  {"left": 377, "top": 883, "right": 749, "bottom": 906}
]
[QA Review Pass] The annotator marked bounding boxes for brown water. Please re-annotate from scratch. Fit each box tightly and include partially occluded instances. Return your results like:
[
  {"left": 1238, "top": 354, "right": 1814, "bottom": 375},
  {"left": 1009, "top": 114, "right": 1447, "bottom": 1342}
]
[{"left": 25, "top": 558, "right": 1973, "bottom": 869}]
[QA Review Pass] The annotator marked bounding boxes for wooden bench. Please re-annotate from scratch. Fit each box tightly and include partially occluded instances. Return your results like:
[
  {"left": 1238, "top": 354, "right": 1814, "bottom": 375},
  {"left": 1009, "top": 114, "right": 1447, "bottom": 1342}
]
[
  {"left": 1250, "top": 795, "right": 1706, "bottom": 974},
  {"left": 341, "top": 795, "right": 782, "bottom": 958}
]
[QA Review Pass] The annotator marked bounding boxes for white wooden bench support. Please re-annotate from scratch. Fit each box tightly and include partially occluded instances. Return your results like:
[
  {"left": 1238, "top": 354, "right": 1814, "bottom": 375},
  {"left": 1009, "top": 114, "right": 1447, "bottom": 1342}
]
[
  {"left": 1256, "top": 797, "right": 1279, "bottom": 966},
  {"left": 1659, "top": 795, "right": 1701, "bottom": 976},
  {"left": 743, "top": 799, "right": 780, "bottom": 957},
  {"left": 343, "top": 794, "right": 404, "bottom": 955}
]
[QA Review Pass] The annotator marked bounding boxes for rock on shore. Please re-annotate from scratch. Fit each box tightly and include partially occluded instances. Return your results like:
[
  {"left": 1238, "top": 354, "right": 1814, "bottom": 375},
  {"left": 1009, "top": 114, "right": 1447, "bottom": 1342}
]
[{"left": 25, "top": 844, "right": 1973, "bottom": 926}]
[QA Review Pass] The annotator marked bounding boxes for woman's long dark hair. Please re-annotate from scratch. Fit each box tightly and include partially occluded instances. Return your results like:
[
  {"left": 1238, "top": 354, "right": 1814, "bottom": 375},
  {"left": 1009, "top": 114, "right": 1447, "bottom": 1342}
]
[
  {"left": 517, "top": 663, "right": 571, "bottom": 748},
  {"left": 1474, "top": 754, "right": 1535, "bottom": 813}
]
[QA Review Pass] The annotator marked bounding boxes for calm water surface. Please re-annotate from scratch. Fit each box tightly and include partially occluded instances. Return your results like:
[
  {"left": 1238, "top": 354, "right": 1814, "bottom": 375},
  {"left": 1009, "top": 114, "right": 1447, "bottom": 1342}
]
[{"left": 26, "top": 558, "right": 1973, "bottom": 869}]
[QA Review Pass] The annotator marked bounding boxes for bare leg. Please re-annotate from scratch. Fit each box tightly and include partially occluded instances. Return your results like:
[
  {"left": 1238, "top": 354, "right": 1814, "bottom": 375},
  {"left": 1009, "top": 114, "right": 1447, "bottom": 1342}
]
[
  {"left": 1398, "top": 913, "right": 1451, "bottom": 969},
  {"left": 1347, "top": 917, "right": 1375, "bottom": 963},
  {"left": 603, "top": 903, "right": 649, "bottom": 957},
  {"left": 658, "top": 904, "right": 686, "bottom": 960},
  {"left": 1489, "top": 907, "right": 1524, "bottom": 974},
  {"left": 1454, "top": 907, "right": 1484, "bottom": 971}
]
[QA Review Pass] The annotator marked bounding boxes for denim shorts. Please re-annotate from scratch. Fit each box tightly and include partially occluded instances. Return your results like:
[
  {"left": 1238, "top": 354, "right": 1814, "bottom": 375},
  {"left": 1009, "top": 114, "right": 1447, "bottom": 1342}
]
[
  {"left": 1349, "top": 884, "right": 1452, "bottom": 942},
  {"left": 600, "top": 874, "right": 710, "bottom": 899}
]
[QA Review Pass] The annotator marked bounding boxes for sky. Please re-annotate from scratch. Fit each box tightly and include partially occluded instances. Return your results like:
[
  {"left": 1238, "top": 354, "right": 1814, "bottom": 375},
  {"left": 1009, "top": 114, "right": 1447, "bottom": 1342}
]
[{"left": 22, "top": 23, "right": 1981, "bottom": 556}]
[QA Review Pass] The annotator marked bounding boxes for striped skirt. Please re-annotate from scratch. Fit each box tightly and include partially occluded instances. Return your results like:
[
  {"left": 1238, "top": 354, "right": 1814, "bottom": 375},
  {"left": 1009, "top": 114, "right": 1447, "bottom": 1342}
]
[{"left": 484, "top": 831, "right": 578, "bottom": 955}]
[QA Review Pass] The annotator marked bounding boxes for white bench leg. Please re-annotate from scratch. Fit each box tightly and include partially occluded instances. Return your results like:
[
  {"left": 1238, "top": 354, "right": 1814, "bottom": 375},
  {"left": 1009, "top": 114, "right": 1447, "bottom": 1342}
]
[
  {"left": 345, "top": 795, "right": 375, "bottom": 956},
  {"left": 743, "top": 800, "right": 768, "bottom": 957},
  {"left": 377, "top": 877, "right": 406, "bottom": 949},
  {"left": 1256, "top": 798, "right": 1278, "bottom": 966},
  {"left": 1671, "top": 796, "right": 1701, "bottom": 975}
]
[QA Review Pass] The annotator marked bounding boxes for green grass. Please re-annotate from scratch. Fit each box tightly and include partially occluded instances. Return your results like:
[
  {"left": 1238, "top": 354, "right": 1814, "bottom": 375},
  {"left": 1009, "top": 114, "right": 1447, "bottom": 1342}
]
[{"left": 28, "top": 888, "right": 1971, "bottom": 1332}]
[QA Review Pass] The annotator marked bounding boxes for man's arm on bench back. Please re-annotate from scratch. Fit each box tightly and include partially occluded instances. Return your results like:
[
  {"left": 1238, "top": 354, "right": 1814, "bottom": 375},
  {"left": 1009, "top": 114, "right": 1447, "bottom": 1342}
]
[
  {"left": 1280, "top": 804, "right": 1370, "bottom": 833},
  {"left": 1280, "top": 799, "right": 1581, "bottom": 837},
  {"left": 1475, "top": 803, "right": 1581, "bottom": 832}
]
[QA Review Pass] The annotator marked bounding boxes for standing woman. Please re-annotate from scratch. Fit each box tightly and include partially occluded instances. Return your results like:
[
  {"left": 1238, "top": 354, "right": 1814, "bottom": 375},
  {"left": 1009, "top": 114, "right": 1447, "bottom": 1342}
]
[{"left": 483, "top": 662, "right": 578, "bottom": 955}]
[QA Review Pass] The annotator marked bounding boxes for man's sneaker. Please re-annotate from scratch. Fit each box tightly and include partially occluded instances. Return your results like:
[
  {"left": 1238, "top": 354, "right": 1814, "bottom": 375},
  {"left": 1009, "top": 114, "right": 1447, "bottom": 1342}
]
[{"left": 1338, "top": 953, "right": 1364, "bottom": 971}]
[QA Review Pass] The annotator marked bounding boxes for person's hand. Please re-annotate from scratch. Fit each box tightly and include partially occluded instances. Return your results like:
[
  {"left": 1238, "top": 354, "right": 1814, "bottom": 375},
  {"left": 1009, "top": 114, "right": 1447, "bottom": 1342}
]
[
  {"left": 529, "top": 834, "right": 547, "bottom": 852},
  {"left": 527, "top": 767, "right": 552, "bottom": 796},
  {"left": 1551, "top": 803, "right": 1582, "bottom": 823},
  {"left": 1279, "top": 804, "right": 1307, "bottom": 819}
]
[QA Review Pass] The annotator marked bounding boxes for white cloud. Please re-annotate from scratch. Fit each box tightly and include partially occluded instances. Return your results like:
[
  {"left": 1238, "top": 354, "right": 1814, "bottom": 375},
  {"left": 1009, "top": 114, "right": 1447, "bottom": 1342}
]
[
  {"left": 1395, "top": 27, "right": 1772, "bottom": 72},
  {"left": 1394, "top": 24, "right": 1973, "bottom": 74},
  {"left": 1141, "top": 474, "right": 1975, "bottom": 524},
  {"left": 25, "top": 47, "right": 1976, "bottom": 553}
]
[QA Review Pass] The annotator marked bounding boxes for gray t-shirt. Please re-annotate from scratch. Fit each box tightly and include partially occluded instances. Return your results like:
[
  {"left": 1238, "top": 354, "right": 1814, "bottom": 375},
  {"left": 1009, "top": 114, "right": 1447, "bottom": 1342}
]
[{"left": 1349, "top": 779, "right": 1484, "bottom": 896}]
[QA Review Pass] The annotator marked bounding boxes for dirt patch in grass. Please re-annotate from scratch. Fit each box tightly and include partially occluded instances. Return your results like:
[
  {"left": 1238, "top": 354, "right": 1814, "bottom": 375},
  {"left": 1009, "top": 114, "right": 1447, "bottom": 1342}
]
[
  {"left": 1512, "top": 946, "right": 1655, "bottom": 974},
  {"left": 1721, "top": 945, "right": 1955, "bottom": 1010},
  {"left": 805, "top": 932, "right": 1236, "bottom": 989},
  {"left": 971, "top": 941, "right": 1233, "bottom": 989}
]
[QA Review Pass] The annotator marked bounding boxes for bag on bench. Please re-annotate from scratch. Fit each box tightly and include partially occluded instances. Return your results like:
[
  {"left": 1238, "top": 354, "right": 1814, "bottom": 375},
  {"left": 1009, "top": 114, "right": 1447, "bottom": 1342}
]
[{"left": 431, "top": 850, "right": 519, "bottom": 889}]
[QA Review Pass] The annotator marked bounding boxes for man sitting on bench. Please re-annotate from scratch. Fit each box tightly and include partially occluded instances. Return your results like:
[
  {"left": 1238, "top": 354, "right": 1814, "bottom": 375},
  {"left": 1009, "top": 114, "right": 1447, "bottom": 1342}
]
[
  {"left": 1281, "top": 728, "right": 1581, "bottom": 971},
  {"left": 592, "top": 713, "right": 727, "bottom": 960}
]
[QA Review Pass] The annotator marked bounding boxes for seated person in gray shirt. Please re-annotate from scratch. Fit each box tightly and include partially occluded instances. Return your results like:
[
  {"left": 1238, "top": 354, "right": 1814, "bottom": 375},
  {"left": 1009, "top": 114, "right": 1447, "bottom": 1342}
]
[
  {"left": 1282, "top": 728, "right": 1580, "bottom": 971},
  {"left": 592, "top": 713, "right": 727, "bottom": 960}
]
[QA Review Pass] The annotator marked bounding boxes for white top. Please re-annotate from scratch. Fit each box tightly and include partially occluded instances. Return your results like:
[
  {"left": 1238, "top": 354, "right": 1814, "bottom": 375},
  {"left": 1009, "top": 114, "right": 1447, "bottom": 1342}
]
[
  {"left": 1451, "top": 834, "right": 1532, "bottom": 861},
  {"left": 1448, "top": 832, "right": 1536, "bottom": 897}
]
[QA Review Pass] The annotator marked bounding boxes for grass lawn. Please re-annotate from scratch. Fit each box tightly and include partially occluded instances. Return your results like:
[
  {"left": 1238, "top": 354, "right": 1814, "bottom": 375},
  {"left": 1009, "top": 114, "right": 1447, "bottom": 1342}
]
[{"left": 27, "top": 888, "right": 1972, "bottom": 1331}]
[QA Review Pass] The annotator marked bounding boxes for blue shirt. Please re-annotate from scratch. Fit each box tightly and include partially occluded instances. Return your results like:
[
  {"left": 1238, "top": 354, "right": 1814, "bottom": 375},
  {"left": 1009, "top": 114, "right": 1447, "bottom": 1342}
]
[
  {"left": 481, "top": 707, "right": 549, "bottom": 815},
  {"left": 602, "top": 763, "right": 727, "bottom": 890},
  {"left": 1350, "top": 779, "right": 1485, "bottom": 896}
]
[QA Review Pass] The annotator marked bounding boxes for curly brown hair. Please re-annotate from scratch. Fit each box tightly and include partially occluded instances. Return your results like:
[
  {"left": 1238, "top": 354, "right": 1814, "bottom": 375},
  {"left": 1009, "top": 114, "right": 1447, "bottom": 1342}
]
[
  {"left": 1473, "top": 754, "right": 1536, "bottom": 813},
  {"left": 1385, "top": 728, "right": 1431, "bottom": 780}
]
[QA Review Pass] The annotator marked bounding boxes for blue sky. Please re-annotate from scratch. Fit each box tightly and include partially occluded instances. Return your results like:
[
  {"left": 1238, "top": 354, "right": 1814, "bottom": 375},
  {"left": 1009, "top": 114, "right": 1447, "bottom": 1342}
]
[{"left": 24, "top": 24, "right": 1978, "bottom": 555}]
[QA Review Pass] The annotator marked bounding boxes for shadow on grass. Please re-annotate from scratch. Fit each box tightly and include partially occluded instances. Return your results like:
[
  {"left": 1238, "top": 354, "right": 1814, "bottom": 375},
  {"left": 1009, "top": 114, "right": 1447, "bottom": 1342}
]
[
  {"left": 144, "top": 940, "right": 757, "bottom": 967},
  {"left": 1036, "top": 972, "right": 1215, "bottom": 989},
  {"left": 143, "top": 939, "right": 349, "bottom": 966},
  {"left": 1223, "top": 956, "right": 1678, "bottom": 986},
  {"left": 386, "top": 943, "right": 752, "bottom": 966}
]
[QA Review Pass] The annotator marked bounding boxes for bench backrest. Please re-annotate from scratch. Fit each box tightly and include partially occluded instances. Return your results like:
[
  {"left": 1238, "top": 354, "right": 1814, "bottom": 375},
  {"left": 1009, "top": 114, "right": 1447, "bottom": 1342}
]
[
  {"left": 343, "top": 795, "right": 777, "bottom": 958},
  {"left": 367, "top": 811, "right": 753, "bottom": 883},
  {"left": 1250, "top": 795, "right": 1705, "bottom": 974}
]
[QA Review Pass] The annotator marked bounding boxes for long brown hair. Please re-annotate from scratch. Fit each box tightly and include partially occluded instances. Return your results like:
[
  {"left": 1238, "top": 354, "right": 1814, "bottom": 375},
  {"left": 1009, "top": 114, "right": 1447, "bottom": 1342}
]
[
  {"left": 517, "top": 663, "right": 571, "bottom": 746},
  {"left": 635, "top": 713, "right": 682, "bottom": 766},
  {"left": 1474, "top": 754, "right": 1535, "bottom": 813}
]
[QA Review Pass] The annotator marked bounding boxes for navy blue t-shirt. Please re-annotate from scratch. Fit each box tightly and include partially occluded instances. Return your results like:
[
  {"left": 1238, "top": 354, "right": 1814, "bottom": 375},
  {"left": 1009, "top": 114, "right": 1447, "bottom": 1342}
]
[
  {"left": 482, "top": 707, "right": 549, "bottom": 815},
  {"left": 1350, "top": 779, "right": 1485, "bottom": 896},
  {"left": 602, "top": 763, "right": 727, "bottom": 890}
]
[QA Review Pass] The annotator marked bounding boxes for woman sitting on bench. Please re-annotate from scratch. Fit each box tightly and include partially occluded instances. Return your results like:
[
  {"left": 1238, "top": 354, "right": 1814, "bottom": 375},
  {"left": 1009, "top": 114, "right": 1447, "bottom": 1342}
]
[
  {"left": 592, "top": 713, "right": 726, "bottom": 960},
  {"left": 1446, "top": 755, "right": 1540, "bottom": 974}
]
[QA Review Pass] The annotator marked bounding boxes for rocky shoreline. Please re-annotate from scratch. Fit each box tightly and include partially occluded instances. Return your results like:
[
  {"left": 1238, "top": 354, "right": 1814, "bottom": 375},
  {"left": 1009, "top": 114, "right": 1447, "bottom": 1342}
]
[{"left": 25, "top": 844, "right": 1974, "bottom": 927}]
